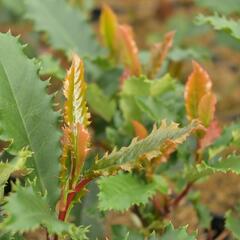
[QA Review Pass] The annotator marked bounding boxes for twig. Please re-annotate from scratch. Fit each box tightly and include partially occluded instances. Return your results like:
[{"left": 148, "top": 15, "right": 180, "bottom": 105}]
[
  {"left": 170, "top": 182, "right": 193, "bottom": 208},
  {"left": 58, "top": 178, "right": 92, "bottom": 221}
]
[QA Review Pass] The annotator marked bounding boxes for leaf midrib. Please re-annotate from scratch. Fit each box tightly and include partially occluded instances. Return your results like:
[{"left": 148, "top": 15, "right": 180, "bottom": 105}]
[{"left": 0, "top": 63, "right": 44, "bottom": 192}]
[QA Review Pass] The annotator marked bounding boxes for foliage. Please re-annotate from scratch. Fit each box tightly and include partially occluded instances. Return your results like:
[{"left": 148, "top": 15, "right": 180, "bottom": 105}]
[
  {"left": 0, "top": 1, "right": 239, "bottom": 240},
  {"left": 196, "top": 14, "right": 240, "bottom": 41},
  {"left": 0, "top": 32, "right": 61, "bottom": 207}
]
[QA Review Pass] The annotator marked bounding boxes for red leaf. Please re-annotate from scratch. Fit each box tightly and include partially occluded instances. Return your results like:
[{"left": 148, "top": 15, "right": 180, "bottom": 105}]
[
  {"left": 148, "top": 31, "right": 175, "bottom": 79},
  {"left": 117, "top": 24, "right": 142, "bottom": 76},
  {"left": 132, "top": 120, "right": 148, "bottom": 139},
  {"left": 199, "top": 120, "right": 221, "bottom": 150}
]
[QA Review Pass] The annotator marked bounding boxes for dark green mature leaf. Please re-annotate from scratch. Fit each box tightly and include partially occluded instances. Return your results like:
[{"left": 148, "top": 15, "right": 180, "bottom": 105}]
[
  {"left": 25, "top": 0, "right": 102, "bottom": 58},
  {"left": 98, "top": 173, "right": 167, "bottom": 211},
  {"left": 0, "top": 33, "right": 61, "bottom": 207},
  {"left": 0, "top": 184, "right": 89, "bottom": 239},
  {"left": 196, "top": 14, "right": 240, "bottom": 40},
  {"left": 87, "top": 83, "right": 116, "bottom": 122},
  {"left": 94, "top": 121, "right": 199, "bottom": 173}
]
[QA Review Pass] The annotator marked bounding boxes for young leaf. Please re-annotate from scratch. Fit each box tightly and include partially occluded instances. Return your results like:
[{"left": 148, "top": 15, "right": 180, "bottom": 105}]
[
  {"left": 93, "top": 120, "right": 200, "bottom": 173},
  {"left": 64, "top": 55, "right": 90, "bottom": 127},
  {"left": 25, "top": 0, "right": 102, "bottom": 57},
  {"left": 117, "top": 24, "right": 142, "bottom": 76},
  {"left": 62, "top": 55, "right": 91, "bottom": 185},
  {"left": 132, "top": 120, "right": 148, "bottom": 139},
  {"left": 0, "top": 183, "right": 89, "bottom": 239},
  {"left": 198, "top": 92, "right": 217, "bottom": 127},
  {"left": 196, "top": 14, "right": 240, "bottom": 41},
  {"left": 0, "top": 33, "right": 61, "bottom": 207},
  {"left": 100, "top": 3, "right": 118, "bottom": 58},
  {"left": 98, "top": 173, "right": 167, "bottom": 211},
  {"left": 148, "top": 31, "right": 175, "bottom": 79},
  {"left": 185, "top": 61, "right": 212, "bottom": 120}
]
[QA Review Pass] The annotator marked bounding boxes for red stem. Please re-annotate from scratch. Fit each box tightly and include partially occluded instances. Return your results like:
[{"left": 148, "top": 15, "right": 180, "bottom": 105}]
[
  {"left": 58, "top": 178, "right": 92, "bottom": 221},
  {"left": 170, "top": 182, "right": 193, "bottom": 208}
]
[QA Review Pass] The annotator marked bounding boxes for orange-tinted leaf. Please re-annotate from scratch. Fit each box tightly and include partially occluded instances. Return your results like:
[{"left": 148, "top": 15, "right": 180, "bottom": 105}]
[
  {"left": 185, "top": 61, "right": 212, "bottom": 120},
  {"left": 198, "top": 92, "right": 217, "bottom": 127},
  {"left": 148, "top": 31, "right": 175, "bottom": 79},
  {"left": 132, "top": 120, "right": 148, "bottom": 139},
  {"left": 74, "top": 123, "right": 91, "bottom": 182},
  {"left": 100, "top": 3, "right": 118, "bottom": 58},
  {"left": 64, "top": 54, "right": 90, "bottom": 127},
  {"left": 117, "top": 24, "right": 142, "bottom": 76},
  {"left": 199, "top": 120, "right": 221, "bottom": 151}
]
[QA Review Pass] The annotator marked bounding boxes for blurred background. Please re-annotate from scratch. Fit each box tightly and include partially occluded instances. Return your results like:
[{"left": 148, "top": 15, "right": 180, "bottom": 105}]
[{"left": 0, "top": 0, "right": 240, "bottom": 239}]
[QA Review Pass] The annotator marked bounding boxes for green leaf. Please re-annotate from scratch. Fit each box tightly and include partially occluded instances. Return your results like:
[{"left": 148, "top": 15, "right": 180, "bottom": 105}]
[
  {"left": 0, "top": 33, "right": 61, "bottom": 207},
  {"left": 195, "top": 0, "right": 240, "bottom": 14},
  {"left": 98, "top": 173, "right": 167, "bottom": 211},
  {"left": 25, "top": 0, "right": 102, "bottom": 58},
  {"left": 196, "top": 14, "right": 240, "bottom": 41},
  {"left": 38, "top": 53, "right": 65, "bottom": 79},
  {"left": 2, "top": 0, "right": 25, "bottom": 16},
  {"left": 185, "top": 154, "right": 240, "bottom": 182},
  {"left": 226, "top": 211, "right": 240, "bottom": 239},
  {"left": 94, "top": 121, "right": 199, "bottom": 173},
  {"left": 0, "top": 183, "right": 89, "bottom": 239},
  {"left": 161, "top": 224, "right": 196, "bottom": 240},
  {"left": 87, "top": 83, "right": 116, "bottom": 122},
  {"left": 0, "top": 148, "right": 32, "bottom": 201}
]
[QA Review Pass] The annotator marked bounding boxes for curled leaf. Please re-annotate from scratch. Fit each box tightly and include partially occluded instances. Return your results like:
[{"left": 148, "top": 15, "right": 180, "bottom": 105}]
[
  {"left": 185, "top": 61, "right": 212, "bottom": 120},
  {"left": 148, "top": 31, "right": 175, "bottom": 79}
]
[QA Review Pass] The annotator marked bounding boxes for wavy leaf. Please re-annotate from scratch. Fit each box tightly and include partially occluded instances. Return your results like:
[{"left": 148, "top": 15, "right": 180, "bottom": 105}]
[
  {"left": 25, "top": 0, "right": 102, "bottom": 57},
  {"left": 93, "top": 120, "right": 200, "bottom": 174},
  {"left": 185, "top": 61, "right": 212, "bottom": 120},
  {"left": 196, "top": 14, "right": 240, "bottom": 41},
  {"left": 0, "top": 33, "right": 61, "bottom": 207},
  {"left": 0, "top": 183, "right": 89, "bottom": 239},
  {"left": 148, "top": 31, "right": 175, "bottom": 79},
  {"left": 98, "top": 173, "right": 167, "bottom": 211}
]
